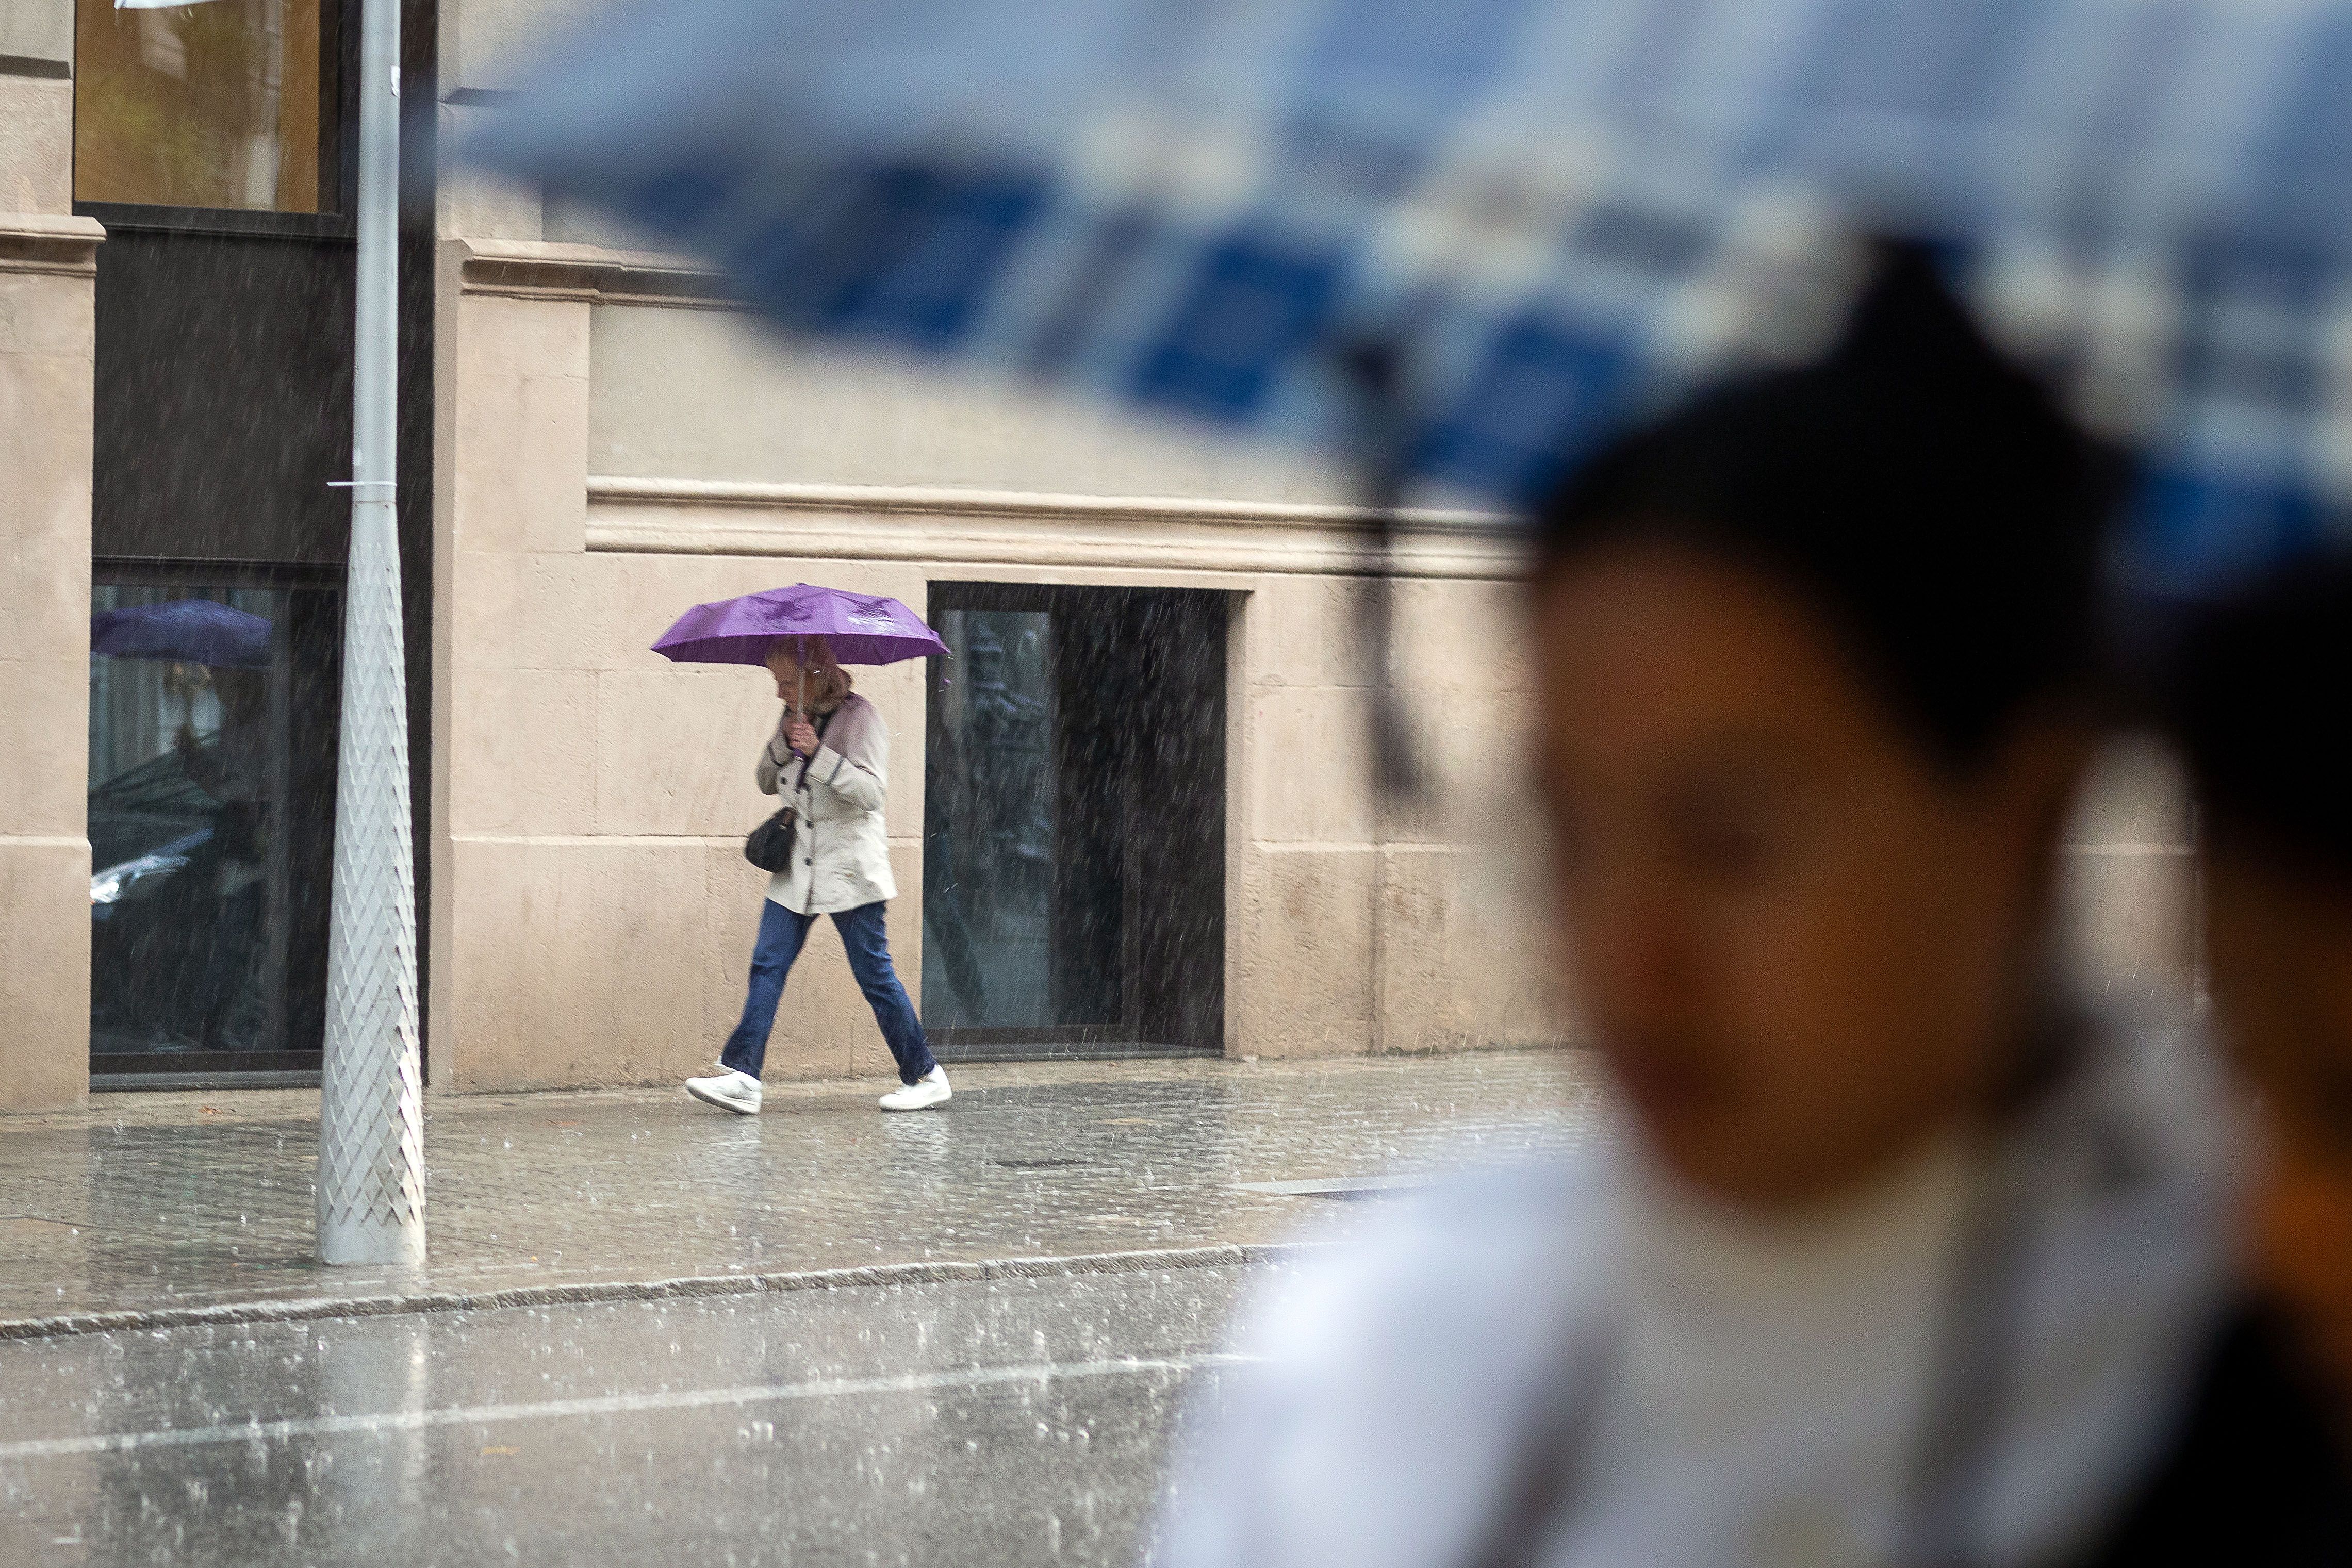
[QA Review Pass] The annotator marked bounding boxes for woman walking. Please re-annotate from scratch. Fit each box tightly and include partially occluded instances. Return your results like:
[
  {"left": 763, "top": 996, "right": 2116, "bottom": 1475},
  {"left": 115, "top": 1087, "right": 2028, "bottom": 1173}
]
[{"left": 686, "top": 636, "right": 951, "bottom": 1114}]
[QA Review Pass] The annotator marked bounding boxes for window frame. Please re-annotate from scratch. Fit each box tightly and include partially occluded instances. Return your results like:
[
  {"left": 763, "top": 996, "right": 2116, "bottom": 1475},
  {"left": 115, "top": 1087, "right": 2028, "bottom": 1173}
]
[{"left": 70, "top": 0, "right": 358, "bottom": 237}]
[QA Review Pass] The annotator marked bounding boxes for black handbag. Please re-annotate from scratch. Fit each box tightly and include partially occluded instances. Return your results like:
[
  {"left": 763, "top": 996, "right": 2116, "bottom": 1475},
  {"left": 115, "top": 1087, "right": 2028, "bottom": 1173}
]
[{"left": 743, "top": 805, "right": 797, "bottom": 872}]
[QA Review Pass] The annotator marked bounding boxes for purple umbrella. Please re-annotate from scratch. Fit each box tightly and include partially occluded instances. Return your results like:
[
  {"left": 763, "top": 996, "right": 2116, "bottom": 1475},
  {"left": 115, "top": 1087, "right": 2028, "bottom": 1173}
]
[
  {"left": 651, "top": 583, "right": 946, "bottom": 667},
  {"left": 90, "top": 600, "right": 273, "bottom": 667}
]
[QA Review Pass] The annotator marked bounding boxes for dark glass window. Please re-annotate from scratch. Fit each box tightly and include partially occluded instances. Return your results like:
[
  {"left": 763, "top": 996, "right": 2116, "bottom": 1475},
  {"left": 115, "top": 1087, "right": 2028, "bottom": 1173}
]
[
  {"left": 923, "top": 585, "right": 1228, "bottom": 1058},
  {"left": 88, "top": 574, "right": 342, "bottom": 1078},
  {"left": 74, "top": 0, "right": 334, "bottom": 213}
]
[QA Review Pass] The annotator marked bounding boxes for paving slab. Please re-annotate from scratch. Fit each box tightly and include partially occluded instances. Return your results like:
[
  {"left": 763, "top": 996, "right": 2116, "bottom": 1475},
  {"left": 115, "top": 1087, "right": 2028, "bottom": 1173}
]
[{"left": 0, "top": 1052, "right": 1606, "bottom": 1330}]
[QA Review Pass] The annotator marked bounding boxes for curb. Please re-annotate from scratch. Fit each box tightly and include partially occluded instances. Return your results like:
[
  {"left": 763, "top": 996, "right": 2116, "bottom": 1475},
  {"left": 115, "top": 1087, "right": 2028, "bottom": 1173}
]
[{"left": 0, "top": 1242, "right": 1311, "bottom": 1344}]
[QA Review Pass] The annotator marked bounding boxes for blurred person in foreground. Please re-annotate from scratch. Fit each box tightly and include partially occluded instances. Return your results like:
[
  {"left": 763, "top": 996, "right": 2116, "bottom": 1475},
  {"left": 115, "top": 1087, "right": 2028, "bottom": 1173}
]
[
  {"left": 1153, "top": 249, "right": 2309, "bottom": 1568},
  {"left": 2164, "top": 559, "right": 2352, "bottom": 1446}
]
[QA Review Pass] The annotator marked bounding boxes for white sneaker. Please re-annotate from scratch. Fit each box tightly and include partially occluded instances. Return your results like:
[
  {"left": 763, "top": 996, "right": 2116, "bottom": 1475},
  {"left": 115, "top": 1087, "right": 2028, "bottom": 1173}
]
[
  {"left": 685, "top": 1068, "right": 762, "bottom": 1116},
  {"left": 878, "top": 1067, "right": 951, "bottom": 1112}
]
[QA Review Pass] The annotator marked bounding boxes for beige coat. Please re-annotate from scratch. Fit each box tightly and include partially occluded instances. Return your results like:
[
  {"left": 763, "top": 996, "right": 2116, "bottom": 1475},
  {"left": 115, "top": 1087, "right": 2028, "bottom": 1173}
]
[{"left": 755, "top": 693, "right": 896, "bottom": 915}]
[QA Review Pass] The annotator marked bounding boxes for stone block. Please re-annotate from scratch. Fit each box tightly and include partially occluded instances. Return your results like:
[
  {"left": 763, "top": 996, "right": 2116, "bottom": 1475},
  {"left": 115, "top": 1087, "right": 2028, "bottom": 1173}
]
[
  {"left": 0, "top": 2, "right": 73, "bottom": 64},
  {"left": 0, "top": 334, "right": 93, "bottom": 546},
  {"left": 0, "top": 268, "right": 95, "bottom": 358},
  {"left": 0, "top": 836, "right": 89, "bottom": 1109},
  {"left": 435, "top": 106, "right": 544, "bottom": 242},
  {"left": 1378, "top": 843, "right": 1570, "bottom": 1053},
  {"left": 1247, "top": 685, "right": 1375, "bottom": 845},
  {"left": 456, "top": 288, "right": 590, "bottom": 386},
  {"left": 1249, "top": 575, "right": 1371, "bottom": 689},
  {"left": 447, "top": 666, "right": 598, "bottom": 835},
  {"left": 1361, "top": 688, "right": 1533, "bottom": 849},
  {"left": 0, "top": 78, "right": 72, "bottom": 215},
  {"left": 1232, "top": 846, "right": 1375, "bottom": 1055},
  {"left": 1375, "top": 845, "right": 1466, "bottom": 1051},
  {"left": 452, "top": 369, "right": 590, "bottom": 556},
  {"left": 0, "top": 519, "right": 86, "bottom": 665},
  {"left": 1393, "top": 576, "right": 1533, "bottom": 697},
  {"left": 449, "top": 549, "right": 530, "bottom": 672},
  {"left": 0, "top": 656, "right": 87, "bottom": 837},
  {"left": 593, "top": 666, "right": 776, "bottom": 837},
  {"left": 440, "top": 836, "right": 708, "bottom": 1091}
]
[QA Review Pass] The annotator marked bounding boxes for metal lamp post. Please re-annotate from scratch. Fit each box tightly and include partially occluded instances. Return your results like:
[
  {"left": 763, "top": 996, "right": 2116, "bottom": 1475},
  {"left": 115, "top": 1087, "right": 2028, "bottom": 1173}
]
[{"left": 319, "top": 0, "right": 425, "bottom": 1266}]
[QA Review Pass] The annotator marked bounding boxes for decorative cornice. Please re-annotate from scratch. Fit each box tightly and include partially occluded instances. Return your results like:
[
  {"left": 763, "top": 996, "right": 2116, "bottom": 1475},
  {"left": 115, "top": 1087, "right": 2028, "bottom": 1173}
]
[
  {"left": 585, "top": 476, "right": 1525, "bottom": 581},
  {"left": 451, "top": 238, "right": 732, "bottom": 307},
  {"left": 458, "top": 240, "right": 1529, "bottom": 579},
  {"left": 0, "top": 214, "right": 104, "bottom": 277}
]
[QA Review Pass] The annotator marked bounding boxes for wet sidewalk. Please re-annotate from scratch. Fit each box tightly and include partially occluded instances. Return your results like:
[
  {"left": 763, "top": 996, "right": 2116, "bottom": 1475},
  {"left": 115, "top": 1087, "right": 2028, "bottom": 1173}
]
[{"left": 0, "top": 1051, "right": 1604, "bottom": 1333}]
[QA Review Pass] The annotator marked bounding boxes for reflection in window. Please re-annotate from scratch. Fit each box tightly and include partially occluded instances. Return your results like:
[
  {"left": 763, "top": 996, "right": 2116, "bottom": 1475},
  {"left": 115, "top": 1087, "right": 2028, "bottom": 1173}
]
[
  {"left": 88, "top": 585, "right": 291, "bottom": 1055},
  {"left": 923, "top": 609, "right": 1057, "bottom": 1029},
  {"left": 74, "top": 0, "right": 327, "bottom": 212}
]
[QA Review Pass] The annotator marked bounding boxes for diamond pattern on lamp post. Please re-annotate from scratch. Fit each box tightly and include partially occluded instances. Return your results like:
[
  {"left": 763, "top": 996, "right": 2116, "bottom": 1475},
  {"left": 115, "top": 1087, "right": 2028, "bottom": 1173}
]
[{"left": 318, "top": 501, "right": 425, "bottom": 1267}]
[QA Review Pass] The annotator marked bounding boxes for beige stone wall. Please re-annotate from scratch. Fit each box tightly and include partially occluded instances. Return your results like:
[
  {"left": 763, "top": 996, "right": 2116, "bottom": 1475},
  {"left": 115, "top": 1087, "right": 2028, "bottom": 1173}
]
[
  {"left": 427, "top": 237, "right": 2191, "bottom": 1094},
  {"left": 429, "top": 234, "right": 1564, "bottom": 1091},
  {"left": 0, "top": 8, "right": 98, "bottom": 1109}
]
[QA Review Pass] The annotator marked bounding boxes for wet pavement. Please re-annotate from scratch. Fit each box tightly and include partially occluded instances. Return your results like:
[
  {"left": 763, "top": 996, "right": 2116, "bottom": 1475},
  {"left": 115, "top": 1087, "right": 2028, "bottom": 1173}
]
[
  {"left": 0, "top": 1259, "right": 1276, "bottom": 1566},
  {"left": 0, "top": 1052, "right": 1605, "bottom": 1329}
]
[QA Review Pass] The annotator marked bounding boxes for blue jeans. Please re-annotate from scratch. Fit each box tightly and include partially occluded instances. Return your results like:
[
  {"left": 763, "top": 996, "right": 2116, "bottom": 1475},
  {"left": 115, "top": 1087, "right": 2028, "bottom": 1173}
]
[{"left": 719, "top": 900, "right": 939, "bottom": 1084}]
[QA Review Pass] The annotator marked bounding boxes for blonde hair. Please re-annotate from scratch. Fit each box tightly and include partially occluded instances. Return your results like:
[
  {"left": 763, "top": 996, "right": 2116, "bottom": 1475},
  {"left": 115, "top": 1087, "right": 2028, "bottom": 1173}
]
[{"left": 767, "top": 635, "right": 854, "bottom": 714}]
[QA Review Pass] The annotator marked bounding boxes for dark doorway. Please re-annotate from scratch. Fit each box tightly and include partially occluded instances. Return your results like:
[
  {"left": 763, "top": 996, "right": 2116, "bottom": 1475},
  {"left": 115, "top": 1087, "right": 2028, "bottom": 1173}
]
[
  {"left": 922, "top": 585, "right": 1228, "bottom": 1060},
  {"left": 73, "top": 0, "right": 436, "bottom": 1087}
]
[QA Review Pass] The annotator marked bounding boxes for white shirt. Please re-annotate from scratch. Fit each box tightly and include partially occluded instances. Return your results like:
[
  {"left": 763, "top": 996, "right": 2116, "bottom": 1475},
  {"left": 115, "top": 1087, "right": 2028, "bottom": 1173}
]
[{"left": 1154, "top": 1023, "right": 2238, "bottom": 1568}]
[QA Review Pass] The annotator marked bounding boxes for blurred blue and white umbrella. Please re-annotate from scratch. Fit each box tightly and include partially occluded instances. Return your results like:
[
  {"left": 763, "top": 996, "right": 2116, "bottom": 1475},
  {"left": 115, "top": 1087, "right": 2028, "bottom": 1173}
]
[{"left": 470, "top": 0, "right": 2352, "bottom": 584}]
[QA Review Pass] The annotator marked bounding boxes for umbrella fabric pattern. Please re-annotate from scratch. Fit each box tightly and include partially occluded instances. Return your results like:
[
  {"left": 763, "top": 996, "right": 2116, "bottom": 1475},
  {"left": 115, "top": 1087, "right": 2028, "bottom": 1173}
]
[
  {"left": 652, "top": 584, "right": 947, "bottom": 667},
  {"left": 475, "top": 0, "right": 2352, "bottom": 583},
  {"left": 90, "top": 600, "right": 274, "bottom": 667}
]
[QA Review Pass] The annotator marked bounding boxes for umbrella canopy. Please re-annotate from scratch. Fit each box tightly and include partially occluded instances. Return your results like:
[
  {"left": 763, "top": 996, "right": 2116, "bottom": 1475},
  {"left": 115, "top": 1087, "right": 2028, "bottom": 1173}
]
[
  {"left": 475, "top": 0, "right": 2352, "bottom": 583},
  {"left": 90, "top": 600, "right": 273, "bottom": 667},
  {"left": 652, "top": 584, "right": 947, "bottom": 666}
]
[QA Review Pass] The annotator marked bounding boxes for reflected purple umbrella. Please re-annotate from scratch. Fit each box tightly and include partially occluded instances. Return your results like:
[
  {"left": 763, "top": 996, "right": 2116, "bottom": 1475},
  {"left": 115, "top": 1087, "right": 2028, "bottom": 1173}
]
[
  {"left": 90, "top": 600, "right": 273, "bottom": 667},
  {"left": 651, "top": 583, "right": 946, "bottom": 666}
]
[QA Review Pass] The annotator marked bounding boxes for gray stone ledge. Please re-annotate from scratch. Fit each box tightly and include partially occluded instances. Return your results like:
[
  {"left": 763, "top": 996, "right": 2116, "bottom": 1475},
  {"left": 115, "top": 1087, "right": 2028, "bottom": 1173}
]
[
  {"left": 451, "top": 236, "right": 727, "bottom": 306},
  {"left": 0, "top": 212, "right": 104, "bottom": 276}
]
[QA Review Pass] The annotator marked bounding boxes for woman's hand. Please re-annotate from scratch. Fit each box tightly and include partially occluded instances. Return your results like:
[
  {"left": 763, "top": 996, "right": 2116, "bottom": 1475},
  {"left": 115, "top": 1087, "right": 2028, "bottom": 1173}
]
[{"left": 784, "top": 715, "right": 819, "bottom": 757}]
